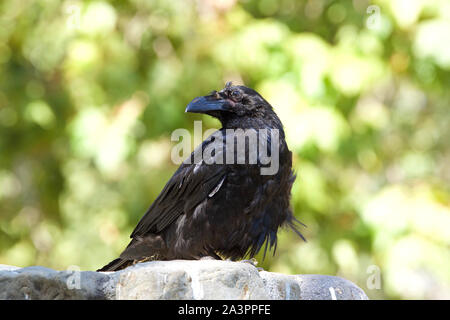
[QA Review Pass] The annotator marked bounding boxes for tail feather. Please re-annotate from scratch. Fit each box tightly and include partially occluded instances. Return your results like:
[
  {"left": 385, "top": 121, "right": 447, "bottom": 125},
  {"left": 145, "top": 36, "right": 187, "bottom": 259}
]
[
  {"left": 97, "top": 258, "right": 133, "bottom": 272},
  {"left": 288, "top": 215, "right": 307, "bottom": 242}
]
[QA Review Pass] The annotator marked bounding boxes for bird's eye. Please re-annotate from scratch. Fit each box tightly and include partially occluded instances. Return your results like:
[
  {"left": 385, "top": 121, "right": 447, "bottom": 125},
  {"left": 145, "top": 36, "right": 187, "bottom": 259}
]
[{"left": 230, "top": 90, "right": 242, "bottom": 100}]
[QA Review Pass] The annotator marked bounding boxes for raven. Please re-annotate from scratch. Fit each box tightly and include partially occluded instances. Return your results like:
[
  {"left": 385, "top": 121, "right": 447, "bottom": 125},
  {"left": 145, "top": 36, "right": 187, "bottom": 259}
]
[{"left": 98, "top": 82, "right": 304, "bottom": 271}]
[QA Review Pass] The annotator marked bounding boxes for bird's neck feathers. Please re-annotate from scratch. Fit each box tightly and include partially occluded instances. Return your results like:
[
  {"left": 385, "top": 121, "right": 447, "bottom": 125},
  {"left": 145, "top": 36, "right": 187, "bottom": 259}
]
[{"left": 219, "top": 109, "right": 284, "bottom": 131}]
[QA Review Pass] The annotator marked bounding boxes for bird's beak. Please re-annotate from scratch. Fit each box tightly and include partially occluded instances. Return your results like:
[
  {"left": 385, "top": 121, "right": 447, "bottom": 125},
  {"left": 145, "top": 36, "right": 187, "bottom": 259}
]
[{"left": 185, "top": 94, "right": 230, "bottom": 114}]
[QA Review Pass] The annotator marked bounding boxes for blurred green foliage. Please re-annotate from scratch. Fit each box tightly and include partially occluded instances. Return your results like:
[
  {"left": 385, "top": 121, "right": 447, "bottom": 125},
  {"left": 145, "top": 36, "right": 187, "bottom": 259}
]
[{"left": 0, "top": 0, "right": 449, "bottom": 299}]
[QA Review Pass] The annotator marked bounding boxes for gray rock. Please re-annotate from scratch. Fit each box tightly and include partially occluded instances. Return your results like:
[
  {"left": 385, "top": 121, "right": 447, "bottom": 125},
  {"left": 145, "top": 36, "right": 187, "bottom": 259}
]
[
  {"left": 259, "top": 272, "right": 368, "bottom": 300},
  {"left": 0, "top": 264, "right": 19, "bottom": 271},
  {"left": 0, "top": 260, "right": 368, "bottom": 300},
  {"left": 259, "top": 271, "right": 302, "bottom": 300},
  {"left": 294, "top": 274, "right": 369, "bottom": 300},
  {"left": 114, "top": 260, "right": 268, "bottom": 299},
  {"left": 0, "top": 265, "right": 112, "bottom": 300}
]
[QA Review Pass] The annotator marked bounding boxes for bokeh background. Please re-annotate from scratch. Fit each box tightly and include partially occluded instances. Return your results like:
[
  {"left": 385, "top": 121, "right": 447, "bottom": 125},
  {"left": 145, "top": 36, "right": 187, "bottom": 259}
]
[{"left": 0, "top": 0, "right": 449, "bottom": 299}]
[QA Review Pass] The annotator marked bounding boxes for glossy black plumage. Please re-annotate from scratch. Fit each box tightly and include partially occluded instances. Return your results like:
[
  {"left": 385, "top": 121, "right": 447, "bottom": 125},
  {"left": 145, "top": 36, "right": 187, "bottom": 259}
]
[{"left": 98, "top": 83, "right": 304, "bottom": 272}]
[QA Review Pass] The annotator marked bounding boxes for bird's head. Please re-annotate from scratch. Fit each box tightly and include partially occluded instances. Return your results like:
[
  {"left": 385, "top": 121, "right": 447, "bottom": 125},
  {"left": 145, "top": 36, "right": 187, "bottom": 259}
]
[{"left": 185, "top": 82, "right": 277, "bottom": 128}]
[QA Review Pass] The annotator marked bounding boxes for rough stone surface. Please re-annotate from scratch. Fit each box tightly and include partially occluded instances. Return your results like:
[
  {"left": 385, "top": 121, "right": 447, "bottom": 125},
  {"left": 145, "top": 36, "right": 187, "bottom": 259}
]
[
  {"left": 0, "top": 266, "right": 113, "bottom": 300},
  {"left": 0, "top": 260, "right": 368, "bottom": 300}
]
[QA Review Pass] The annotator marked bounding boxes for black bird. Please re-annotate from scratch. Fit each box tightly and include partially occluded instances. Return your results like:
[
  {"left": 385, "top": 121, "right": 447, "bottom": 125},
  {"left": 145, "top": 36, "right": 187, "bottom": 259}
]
[{"left": 98, "top": 82, "right": 304, "bottom": 272}]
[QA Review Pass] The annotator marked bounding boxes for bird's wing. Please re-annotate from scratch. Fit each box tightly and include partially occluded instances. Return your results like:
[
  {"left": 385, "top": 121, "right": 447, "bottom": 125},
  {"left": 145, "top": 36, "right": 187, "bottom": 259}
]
[{"left": 130, "top": 130, "right": 227, "bottom": 238}]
